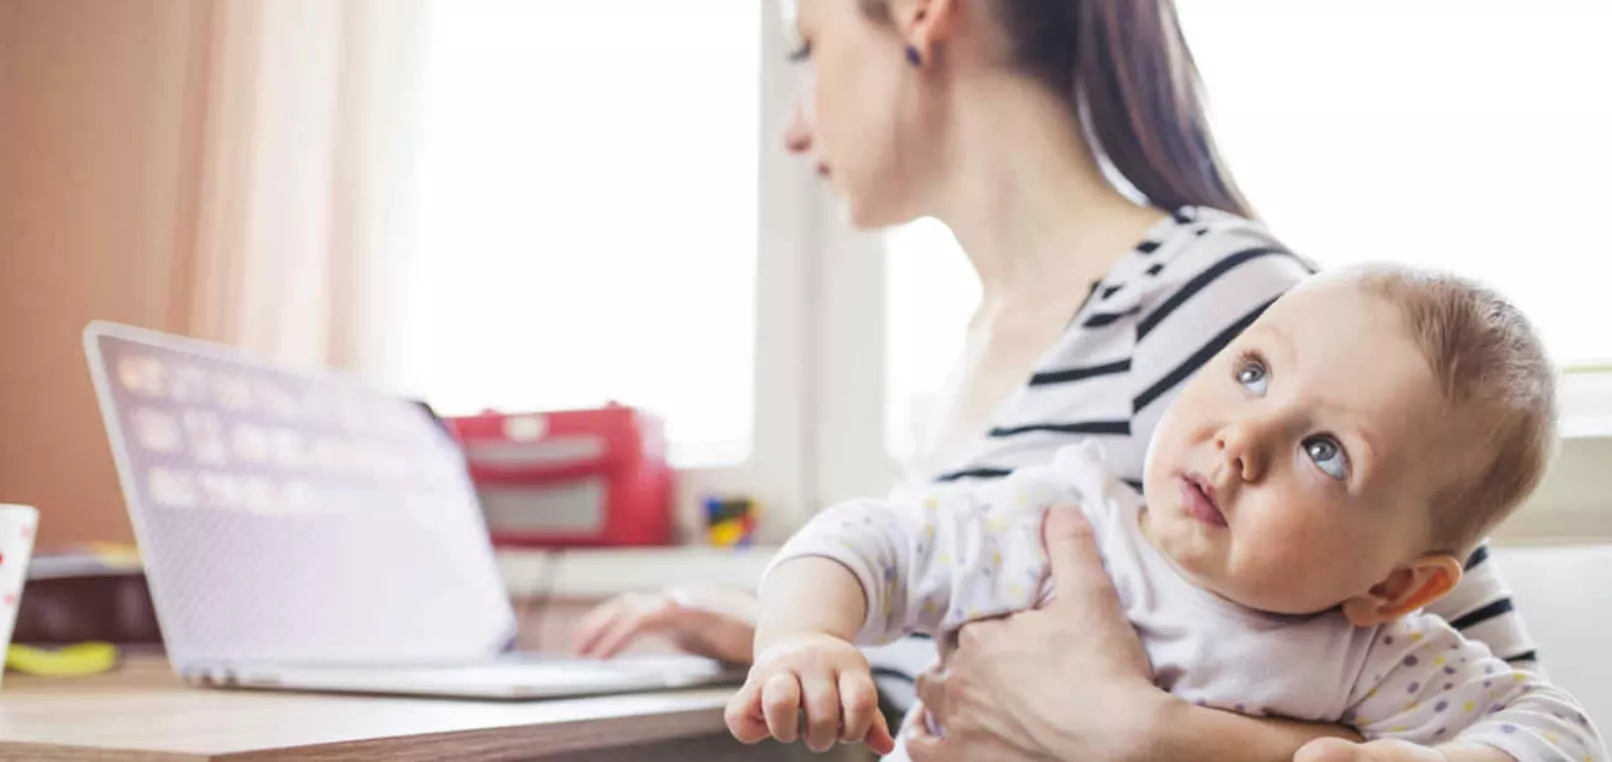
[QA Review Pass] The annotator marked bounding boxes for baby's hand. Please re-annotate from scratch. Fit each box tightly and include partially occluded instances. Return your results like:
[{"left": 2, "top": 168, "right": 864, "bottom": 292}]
[
  {"left": 1296, "top": 738, "right": 1451, "bottom": 762},
  {"left": 724, "top": 632, "right": 897, "bottom": 755}
]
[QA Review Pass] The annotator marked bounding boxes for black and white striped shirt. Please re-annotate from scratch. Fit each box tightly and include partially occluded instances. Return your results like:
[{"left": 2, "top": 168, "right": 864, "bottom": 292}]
[{"left": 868, "top": 206, "right": 1539, "bottom": 710}]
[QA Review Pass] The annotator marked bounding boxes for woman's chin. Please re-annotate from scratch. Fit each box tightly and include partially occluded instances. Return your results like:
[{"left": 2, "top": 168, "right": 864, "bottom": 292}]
[
  {"left": 834, "top": 190, "right": 913, "bottom": 231},
  {"left": 839, "top": 197, "right": 889, "bottom": 230}
]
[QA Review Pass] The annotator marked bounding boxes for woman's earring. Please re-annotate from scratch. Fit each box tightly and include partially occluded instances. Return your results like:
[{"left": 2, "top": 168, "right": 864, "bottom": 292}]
[{"left": 905, "top": 45, "right": 922, "bottom": 67}]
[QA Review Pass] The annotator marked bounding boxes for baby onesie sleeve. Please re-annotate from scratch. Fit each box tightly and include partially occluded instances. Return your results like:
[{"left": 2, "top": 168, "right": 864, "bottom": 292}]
[
  {"left": 1344, "top": 614, "right": 1605, "bottom": 761},
  {"left": 762, "top": 442, "right": 1114, "bottom": 646},
  {"left": 763, "top": 482, "right": 1047, "bottom": 646}
]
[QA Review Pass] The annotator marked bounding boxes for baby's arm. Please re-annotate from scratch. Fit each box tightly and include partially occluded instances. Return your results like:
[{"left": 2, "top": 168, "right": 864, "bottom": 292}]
[
  {"left": 727, "top": 474, "right": 1052, "bottom": 752},
  {"left": 725, "top": 554, "right": 896, "bottom": 753},
  {"left": 723, "top": 491, "right": 969, "bottom": 754},
  {"left": 761, "top": 481, "right": 1048, "bottom": 647},
  {"left": 1308, "top": 614, "right": 1604, "bottom": 762}
]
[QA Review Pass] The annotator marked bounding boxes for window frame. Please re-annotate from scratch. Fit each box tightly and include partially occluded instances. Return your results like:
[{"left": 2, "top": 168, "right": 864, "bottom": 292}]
[{"left": 679, "top": 8, "right": 897, "bottom": 543}]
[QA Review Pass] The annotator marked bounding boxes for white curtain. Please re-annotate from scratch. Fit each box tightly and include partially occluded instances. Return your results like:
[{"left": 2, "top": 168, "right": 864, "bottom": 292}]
[{"left": 182, "top": 0, "right": 425, "bottom": 378}]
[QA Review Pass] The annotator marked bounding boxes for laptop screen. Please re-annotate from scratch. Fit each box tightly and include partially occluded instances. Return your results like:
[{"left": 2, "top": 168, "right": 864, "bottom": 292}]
[{"left": 83, "top": 322, "right": 516, "bottom": 668}]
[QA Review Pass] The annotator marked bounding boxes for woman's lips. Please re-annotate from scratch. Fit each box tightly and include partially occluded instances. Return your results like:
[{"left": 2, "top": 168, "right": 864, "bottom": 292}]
[{"left": 1180, "top": 475, "right": 1227, "bottom": 528}]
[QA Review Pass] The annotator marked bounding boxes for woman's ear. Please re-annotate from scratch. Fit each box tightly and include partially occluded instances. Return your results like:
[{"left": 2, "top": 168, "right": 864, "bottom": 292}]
[
  {"left": 1341, "top": 554, "right": 1463, "bottom": 627},
  {"left": 890, "top": 0, "right": 958, "bottom": 63}
]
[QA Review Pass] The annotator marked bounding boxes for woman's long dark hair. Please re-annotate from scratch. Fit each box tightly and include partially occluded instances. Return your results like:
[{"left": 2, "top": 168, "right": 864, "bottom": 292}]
[{"left": 866, "top": 0, "right": 1254, "bottom": 219}]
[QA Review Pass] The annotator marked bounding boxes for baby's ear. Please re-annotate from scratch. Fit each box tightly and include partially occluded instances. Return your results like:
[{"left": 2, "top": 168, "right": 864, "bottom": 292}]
[{"left": 1341, "top": 554, "right": 1463, "bottom": 627}]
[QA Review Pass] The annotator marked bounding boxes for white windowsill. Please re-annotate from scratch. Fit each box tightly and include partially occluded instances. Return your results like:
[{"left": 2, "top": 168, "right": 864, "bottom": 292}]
[
  {"left": 497, "top": 546, "right": 779, "bottom": 600},
  {"left": 1560, "top": 369, "right": 1612, "bottom": 439},
  {"left": 1561, "top": 415, "right": 1612, "bottom": 440}
]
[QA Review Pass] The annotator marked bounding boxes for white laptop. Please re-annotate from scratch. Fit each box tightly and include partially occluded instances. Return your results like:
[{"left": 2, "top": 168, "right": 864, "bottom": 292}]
[{"left": 82, "top": 321, "right": 742, "bottom": 700}]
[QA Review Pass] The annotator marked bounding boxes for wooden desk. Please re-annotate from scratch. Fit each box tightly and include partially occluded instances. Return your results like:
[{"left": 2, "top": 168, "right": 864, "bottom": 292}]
[{"left": 0, "top": 657, "right": 839, "bottom": 761}]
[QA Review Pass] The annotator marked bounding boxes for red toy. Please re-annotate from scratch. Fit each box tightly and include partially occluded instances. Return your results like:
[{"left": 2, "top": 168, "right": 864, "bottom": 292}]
[{"left": 444, "top": 404, "right": 674, "bottom": 547}]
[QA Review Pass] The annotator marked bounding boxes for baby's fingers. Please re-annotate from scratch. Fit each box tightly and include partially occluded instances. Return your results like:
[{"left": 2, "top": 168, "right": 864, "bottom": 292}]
[
  {"left": 761, "top": 673, "right": 803, "bottom": 744},
  {"left": 723, "top": 678, "right": 770, "bottom": 744},
  {"left": 838, "top": 670, "right": 891, "bottom": 753},
  {"left": 801, "top": 671, "right": 842, "bottom": 752},
  {"left": 866, "top": 712, "right": 896, "bottom": 756}
]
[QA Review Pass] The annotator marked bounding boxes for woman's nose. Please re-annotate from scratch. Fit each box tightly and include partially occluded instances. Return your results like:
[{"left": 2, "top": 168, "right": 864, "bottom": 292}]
[{"left": 784, "top": 103, "right": 813, "bottom": 155}]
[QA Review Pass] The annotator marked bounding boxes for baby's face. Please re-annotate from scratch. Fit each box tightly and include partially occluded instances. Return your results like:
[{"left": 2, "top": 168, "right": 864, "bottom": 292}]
[{"left": 1141, "top": 277, "right": 1483, "bottom": 616}]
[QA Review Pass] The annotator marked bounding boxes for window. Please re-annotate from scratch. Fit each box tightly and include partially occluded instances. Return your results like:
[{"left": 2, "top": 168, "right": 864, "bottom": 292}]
[
  {"left": 882, "top": 2, "right": 1612, "bottom": 462},
  {"left": 1177, "top": 0, "right": 1612, "bottom": 366},
  {"left": 395, "top": 0, "right": 762, "bottom": 466}
]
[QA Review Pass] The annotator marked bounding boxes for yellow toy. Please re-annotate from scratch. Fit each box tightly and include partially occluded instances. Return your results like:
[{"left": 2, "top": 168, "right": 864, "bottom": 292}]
[{"left": 5, "top": 642, "right": 121, "bottom": 677}]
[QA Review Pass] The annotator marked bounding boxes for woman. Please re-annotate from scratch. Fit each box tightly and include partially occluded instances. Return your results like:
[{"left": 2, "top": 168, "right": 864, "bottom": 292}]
[{"left": 573, "top": 0, "right": 1541, "bottom": 758}]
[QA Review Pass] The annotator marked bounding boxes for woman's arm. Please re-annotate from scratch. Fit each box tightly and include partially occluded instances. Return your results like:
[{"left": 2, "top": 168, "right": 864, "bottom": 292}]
[{"left": 905, "top": 505, "right": 1359, "bottom": 762}]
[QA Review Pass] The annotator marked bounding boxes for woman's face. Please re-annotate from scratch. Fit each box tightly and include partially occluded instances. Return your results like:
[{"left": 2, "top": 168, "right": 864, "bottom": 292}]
[{"left": 785, "top": 0, "right": 936, "bottom": 227}]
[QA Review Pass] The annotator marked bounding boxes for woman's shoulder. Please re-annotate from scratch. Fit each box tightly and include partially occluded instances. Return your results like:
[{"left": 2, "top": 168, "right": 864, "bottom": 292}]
[
  {"left": 1089, "top": 207, "right": 1318, "bottom": 347},
  {"left": 1128, "top": 206, "right": 1318, "bottom": 301}
]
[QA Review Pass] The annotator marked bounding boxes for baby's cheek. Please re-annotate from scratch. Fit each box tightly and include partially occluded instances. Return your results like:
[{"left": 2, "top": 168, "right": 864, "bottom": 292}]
[
  {"left": 1244, "top": 509, "right": 1399, "bottom": 608},
  {"left": 1227, "top": 507, "right": 1363, "bottom": 609}
]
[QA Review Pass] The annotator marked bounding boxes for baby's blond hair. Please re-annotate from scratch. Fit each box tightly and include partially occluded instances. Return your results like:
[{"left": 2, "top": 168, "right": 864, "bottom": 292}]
[{"left": 1341, "top": 264, "right": 1558, "bottom": 555}]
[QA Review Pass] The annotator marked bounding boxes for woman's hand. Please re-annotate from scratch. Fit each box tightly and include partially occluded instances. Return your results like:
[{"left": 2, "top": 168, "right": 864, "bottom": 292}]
[
  {"left": 905, "top": 504, "right": 1362, "bottom": 762},
  {"left": 570, "top": 587, "right": 759, "bottom": 664},
  {"left": 906, "top": 504, "right": 1165, "bottom": 762}
]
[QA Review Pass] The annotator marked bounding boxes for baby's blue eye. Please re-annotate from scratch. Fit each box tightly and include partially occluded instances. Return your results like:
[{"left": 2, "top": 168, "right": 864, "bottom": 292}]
[
  {"left": 1305, "top": 436, "right": 1350, "bottom": 481},
  {"left": 1236, "top": 358, "right": 1268, "bottom": 396}
]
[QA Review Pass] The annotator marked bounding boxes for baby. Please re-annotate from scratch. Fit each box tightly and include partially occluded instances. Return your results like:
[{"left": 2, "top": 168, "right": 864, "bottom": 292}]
[{"left": 725, "top": 264, "right": 1606, "bottom": 761}]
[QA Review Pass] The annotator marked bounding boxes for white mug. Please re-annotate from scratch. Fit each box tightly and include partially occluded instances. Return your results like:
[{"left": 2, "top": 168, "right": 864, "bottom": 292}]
[{"left": 0, "top": 504, "right": 39, "bottom": 689}]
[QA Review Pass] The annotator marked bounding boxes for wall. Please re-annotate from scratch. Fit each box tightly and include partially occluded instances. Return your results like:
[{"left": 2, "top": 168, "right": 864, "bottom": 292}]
[
  {"left": 1498, "top": 436, "right": 1612, "bottom": 545},
  {"left": 0, "top": 0, "right": 207, "bottom": 550}
]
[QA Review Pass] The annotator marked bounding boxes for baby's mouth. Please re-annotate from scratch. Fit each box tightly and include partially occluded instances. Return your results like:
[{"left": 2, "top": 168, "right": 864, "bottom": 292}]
[{"left": 1180, "top": 473, "right": 1228, "bottom": 528}]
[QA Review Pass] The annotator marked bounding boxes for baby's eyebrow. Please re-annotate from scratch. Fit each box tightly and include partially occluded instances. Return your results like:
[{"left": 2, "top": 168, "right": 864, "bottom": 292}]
[
  {"left": 1349, "top": 422, "right": 1380, "bottom": 472},
  {"left": 1262, "top": 322, "right": 1295, "bottom": 354}
]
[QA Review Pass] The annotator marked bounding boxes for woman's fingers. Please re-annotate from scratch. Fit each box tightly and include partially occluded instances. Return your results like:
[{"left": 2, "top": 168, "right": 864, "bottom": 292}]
[
  {"left": 569, "top": 597, "right": 626, "bottom": 656},
  {"left": 902, "top": 702, "right": 928, "bottom": 735},
  {"left": 913, "top": 662, "right": 952, "bottom": 726},
  {"left": 895, "top": 509, "right": 1162, "bottom": 761},
  {"left": 570, "top": 589, "right": 760, "bottom": 664},
  {"left": 570, "top": 594, "right": 664, "bottom": 657},
  {"left": 1293, "top": 738, "right": 1367, "bottom": 762},
  {"left": 1295, "top": 739, "right": 1445, "bottom": 762},
  {"left": 761, "top": 672, "right": 803, "bottom": 743},
  {"left": 903, "top": 703, "right": 947, "bottom": 762},
  {"left": 1041, "top": 505, "right": 1124, "bottom": 616},
  {"left": 583, "top": 600, "right": 673, "bottom": 658}
]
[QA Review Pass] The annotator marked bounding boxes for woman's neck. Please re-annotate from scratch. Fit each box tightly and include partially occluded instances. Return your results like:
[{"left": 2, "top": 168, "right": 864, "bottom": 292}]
[{"left": 928, "top": 76, "right": 1164, "bottom": 316}]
